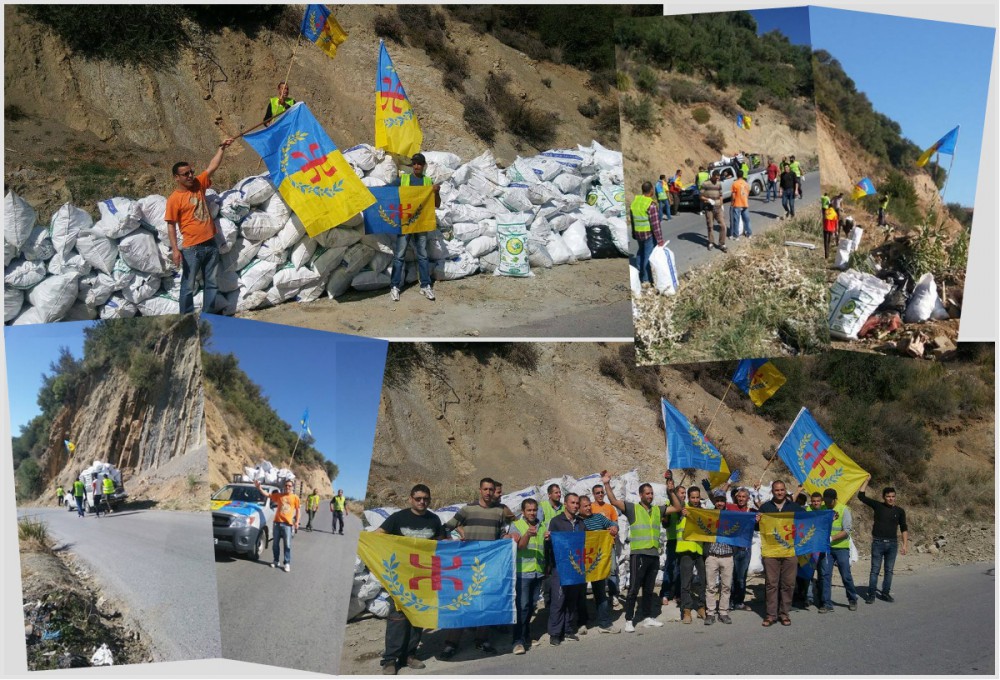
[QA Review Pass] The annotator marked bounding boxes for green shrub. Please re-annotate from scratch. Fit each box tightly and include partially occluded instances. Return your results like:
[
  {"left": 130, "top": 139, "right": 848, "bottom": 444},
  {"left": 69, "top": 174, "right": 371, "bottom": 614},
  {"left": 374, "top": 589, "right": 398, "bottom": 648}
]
[
  {"left": 594, "top": 103, "right": 621, "bottom": 140},
  {"left": 616, "top": 71, "right": 632, "bottom": 91},
  {"left": 635, "top": 65, "right": 659, "bottom": 95},
  {"left": 588, "top": 69, "right": 617, "bottom": 95},
  {"left": 15, "top": 459, "right": 44, "bottom": 500},
  {"left": 578, "top": 97, "right": 601, "bottom": 119},
  {"left": 18, "top": 517, "right": 49, "bottom": 544},
  {"left": 621, "top": 95, "right": 655, "bottom": 133},
  {"left": 703, "top": 124, "right": 725, "bottom": 153},
  {"left": 691, "top": 106, "right": 710, "bottom": 125},
  {"left": 372, "top": 14, "right": 405, "bottom": 44},
  {"left": 667, "top": 78, "right": 710, "bottom": 105},
  {"left": 127, "top": 352, "right": 163, "bottom": 389},
  {"left": 945, "top": 203, "right": 973, "bottom": 230},
  {"left": 462, "top": 95, "right": 497, "bottom": 145},
  {"left": 737, "top": 88, "right": 759, "bottom": 112},
  {"left": 494, "top": 344, "right": 541, "bottom": 371}
]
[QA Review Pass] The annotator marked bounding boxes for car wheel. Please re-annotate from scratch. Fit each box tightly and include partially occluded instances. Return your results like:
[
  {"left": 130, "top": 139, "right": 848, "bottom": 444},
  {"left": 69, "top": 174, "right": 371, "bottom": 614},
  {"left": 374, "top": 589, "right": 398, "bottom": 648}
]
[
  {"left": 251, "top": 527, "right": 267, "bottom": 561},
  {"left": 750, "top": 180, "right": 763, "bottom": 196}
]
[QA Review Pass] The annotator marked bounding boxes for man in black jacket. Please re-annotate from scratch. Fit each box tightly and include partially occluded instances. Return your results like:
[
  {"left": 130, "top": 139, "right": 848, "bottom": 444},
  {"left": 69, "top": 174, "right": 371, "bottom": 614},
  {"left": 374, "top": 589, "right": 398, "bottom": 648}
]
[
  {"left": 858, "top": 474, "right": 908, "bottom": 604},
  {"left": 545, "top": 493, "right": 585, "bottom": 645}
]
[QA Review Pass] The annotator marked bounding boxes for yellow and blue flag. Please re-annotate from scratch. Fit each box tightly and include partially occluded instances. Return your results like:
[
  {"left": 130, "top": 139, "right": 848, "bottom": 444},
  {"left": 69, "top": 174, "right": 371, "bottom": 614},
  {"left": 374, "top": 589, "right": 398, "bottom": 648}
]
[
  {"left": 244, "top": 103, "right": 375, "bottom": 238},
  {"left": 550, "top": 531, "right": 614, "bottom": 586},
  {"left": 797, "top": 551, "right": 823, "bottom": 580},
  {"left": 760, "top": 510, "right": 834, "bottom": 558},
  {"left": 301, "top": 4, "right": 348, "bottom": 59},
  {"left": 916, "top": 125, "right": 960, "bottom": 167},
  {"left": 851, "top": 177, "right": 876, "bottom": 201},
  {"left": 736, "top": 113, "right": 752, "bottom": 130},
  {"left": 776, "top": 407, "right": 869, "bottom": 501},
  {"left": 681, "top": 508, "right": 755, "bottom": 548},
  {"left": 357, "top": 533, "right": 515, "bottom": 629},
  {"left": 375, "top": 40, "right": 423, "bottom": 158},
  {"left": 64, "top": 439, "right": 76, "bottom": 454},
  {"left": 362, "top": 185, "right": 437, "bottom": 235},
  {"left": 732, "top": 358, "right": 786, "bottom": 407},
  {"left": 662, "top": 398, "right": 727, "bottom": 479},
  {"left": 299, "top": 408, "right": 311, "bottom": 438}
]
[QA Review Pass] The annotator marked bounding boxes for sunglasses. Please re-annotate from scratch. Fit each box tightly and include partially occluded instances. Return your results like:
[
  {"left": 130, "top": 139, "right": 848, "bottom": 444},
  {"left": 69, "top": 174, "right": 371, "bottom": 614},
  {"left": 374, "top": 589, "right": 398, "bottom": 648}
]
[
  {"left": 177, "top": 170, "right": 195, "bottom": 178},
  {"left": 412, "top": 496, "right": 430, "bottom": 503}
]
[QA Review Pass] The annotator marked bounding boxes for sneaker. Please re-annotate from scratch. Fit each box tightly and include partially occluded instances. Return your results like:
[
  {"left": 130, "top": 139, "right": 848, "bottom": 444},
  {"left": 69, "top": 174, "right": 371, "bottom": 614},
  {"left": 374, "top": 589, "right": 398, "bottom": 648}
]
[
  {"left": 564, "top": 633, "right": 579, "bottom": 642},
  {"left": 512, "top": 644, "right": 526, "bottom": 655},
  {"left": 390, "top": 287, "right": 400, "bottom": 302},
  {"left": 598, "top": 626, "right": 614, "bottom": 634},
  {"left": 718, "top": 244, "right": 728, "bottom": 253},
  {"left": 880, "top": 593, "right": 895, "bottom": 603},
  {"left": 704, "top": 615, "right": 715, "bottom": 626},
  {"left": 640, "top": 618, "right": 663, "bottom": 628},
  {"left": 577, "top": 625, "right": 587, "bottom": 636},
  {"left": 406, "top": 656, "right": 425, "bottom": 669},
  {"left": 439, "top": 644, "right": 457, "bottom": 660},
  {"left": 818, "top": 606, "right": 831, "bottom": 613},
  {"left": 271, "top": 562, "right": 278, "bottom": 569},
  {"left": 284, "top": 564, "right": 291, "bottom": 573},
  {"left": 382, "top": 664, "right": 398, "bottom": 675},
  {"left": 864, "top": 597, "right": 875, "bottom": 605},
  {"left": 849, "top": 601, "right": 858, "bottom": 611},
  {"left": 420, "top": 286, "right": 435, "bottom": 301},
  {"left": 475, "top": 641, "right": 497, "bottom": 655},
  {"left": 624, "top": 620, "right": 636, "bottom": 633},
  {"left": 707, "top": 242, "right": 714, "bottom": 251},
  {"left": 549, "top": 637, "right": 562, "bottom": 646},
  {"left": 719, "top": 614, "right": 732, "bottom": 624}
]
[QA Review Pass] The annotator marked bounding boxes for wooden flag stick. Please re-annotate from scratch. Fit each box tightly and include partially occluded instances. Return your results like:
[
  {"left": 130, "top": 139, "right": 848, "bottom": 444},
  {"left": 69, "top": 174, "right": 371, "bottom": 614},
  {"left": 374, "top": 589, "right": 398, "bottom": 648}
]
[
  {"left": 756, "top": 452, "right": 778, "bottom": 488},
  {"left": 702, "top": 380, "right": 733, "bottom": 442}
]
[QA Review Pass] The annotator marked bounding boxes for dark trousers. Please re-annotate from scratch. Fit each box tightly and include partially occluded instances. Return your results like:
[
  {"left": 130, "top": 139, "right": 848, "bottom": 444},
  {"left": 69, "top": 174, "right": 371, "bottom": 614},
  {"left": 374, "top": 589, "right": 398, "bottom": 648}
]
[
  {"left": 869, "top": 538, "right": 899, "bottom": 596},
  {"left": 305, "top": 509, "right": 316, "bottom": 530},
  {"left": 547, "top": 570, "right": 582, "bottom": 639},
  {"left": 383, "top": 603, "right": 421, "bottom": 668},
  {"left": 659, "top": 539, "right": 678, "bottom": 599},
  {"left": 731, "top": 548, "right": 750, "bottom": 606},
  {"left": 75, "top": 495, "right": 85, "bottom": 517},
  {"left": 678, "top": 552, "right": 706, "bottom": 611},
  {"left": 180, "top": 241, "right": 219, "bottom": 315},
  {"left": 576, "top": 578, "right": 612, "bottom": 630},
  {"left": 94, "top": 494, "right": 103, "bottom": 517},
  {"left": 763, "top": 556, "right": 797, "bottom": 619},
  {"left": 624, "top": 553, "right": 659, "bottom": 622},
  {"left": 333, "top": 511, "right": 345, "bottom": 534}
]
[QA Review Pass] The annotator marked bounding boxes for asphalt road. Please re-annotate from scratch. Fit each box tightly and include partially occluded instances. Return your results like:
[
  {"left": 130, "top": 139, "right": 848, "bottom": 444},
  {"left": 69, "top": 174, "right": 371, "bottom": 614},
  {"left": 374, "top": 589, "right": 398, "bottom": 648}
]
[
  {"left": 18, "top": 505, "right": 222, "bottom": 662},
  {"left": 503, "top": 299, "right": 634, "bottom": 338},
  {"left": 215, "top": 505, "right": 360, "bottom": 674},
  {"left": 631, "top": 172, "right": 820, "bottom": 277},
  {"left": 429, "top": 561, "right": 994, "bottom": 675}
]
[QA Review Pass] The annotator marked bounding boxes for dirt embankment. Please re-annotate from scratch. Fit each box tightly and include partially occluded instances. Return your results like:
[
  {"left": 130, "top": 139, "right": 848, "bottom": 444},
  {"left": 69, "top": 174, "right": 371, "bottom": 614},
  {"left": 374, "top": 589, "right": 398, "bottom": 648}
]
[{"left": 4, "top": 5, "right": 616, "bottom": 220}]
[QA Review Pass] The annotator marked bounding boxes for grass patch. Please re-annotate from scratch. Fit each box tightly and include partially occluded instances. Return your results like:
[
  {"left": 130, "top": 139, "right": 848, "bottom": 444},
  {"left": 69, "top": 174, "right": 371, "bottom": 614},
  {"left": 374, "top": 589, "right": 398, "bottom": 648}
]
[
  {"left": 462, "top": 95, "right": 497, "bottom": 145},
  {"left": 691, "top": 106, "right": 710, "bottom": 125},
  {"left": 634, "top": 218, "right": 830, "bottom": 364},
  {"left": 485, "top": 73, "right": 559, "bottom": 149},
  {"left": 18, "top": 518, "right": 50, "bottom": 547},
  {"left": 578, "top": 97, "right": 601, "bottom": 119},
  {"left": 621, "top": 94, "right": 655, "bottom": 133},
  {"left": 703, "top": 124, "right": 725, "bottom": 153},
  {"left": 372, "top": 14, "right": 405, "bottom": 44}
]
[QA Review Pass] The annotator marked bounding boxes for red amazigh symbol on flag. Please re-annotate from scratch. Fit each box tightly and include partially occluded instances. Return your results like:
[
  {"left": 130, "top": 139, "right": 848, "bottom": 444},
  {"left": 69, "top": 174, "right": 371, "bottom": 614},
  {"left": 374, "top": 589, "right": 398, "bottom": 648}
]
[
  {"left": 782, "top": 522, "right": 808, "bottom": 542},
  {"left": 381, "top": 77, "right": 406, "bottom": 113},
  {"left": 390, "top": 203, "right": 413, "bottom": 223},
  {"left": 291, "top": 143, "right": 338, "bottom": 184},
  {"left": 803, "top": 440, "right": 838, "bottom": 477},
  {"left": 408, "top": 554, "right": 464, "bottom": 591}
]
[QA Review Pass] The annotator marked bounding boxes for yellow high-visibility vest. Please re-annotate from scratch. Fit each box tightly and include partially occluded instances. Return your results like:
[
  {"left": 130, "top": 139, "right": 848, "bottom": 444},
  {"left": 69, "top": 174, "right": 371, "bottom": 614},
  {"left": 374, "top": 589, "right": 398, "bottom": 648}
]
[{"left": 630, "top": 195, "right": 653, "bottom": 233}]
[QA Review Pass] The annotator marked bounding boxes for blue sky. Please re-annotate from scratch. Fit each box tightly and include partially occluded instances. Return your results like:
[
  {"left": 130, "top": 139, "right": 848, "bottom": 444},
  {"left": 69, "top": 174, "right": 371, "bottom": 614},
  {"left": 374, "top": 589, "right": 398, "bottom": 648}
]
[
  {"left": 201, "top": 316, "right": 387, "bottom": 499},
  {"left": 749, "top": 7, "right": 812, "bottom": 46},
  {"left": 4, "top": 322, "right": 90, "bottom": 436},
  {"left": 809, "top": 7, "right": 995, "bottom": 207}
]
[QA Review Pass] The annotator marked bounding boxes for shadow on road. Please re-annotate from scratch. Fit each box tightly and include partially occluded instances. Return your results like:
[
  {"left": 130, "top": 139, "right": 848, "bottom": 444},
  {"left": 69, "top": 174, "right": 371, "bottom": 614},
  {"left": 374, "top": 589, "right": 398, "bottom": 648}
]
[
  {"left": 99, "top": 511, "right": 145, "bottom": 519},
  {"left": 122, "top": 500, "right": 159, "bottom": 511}
]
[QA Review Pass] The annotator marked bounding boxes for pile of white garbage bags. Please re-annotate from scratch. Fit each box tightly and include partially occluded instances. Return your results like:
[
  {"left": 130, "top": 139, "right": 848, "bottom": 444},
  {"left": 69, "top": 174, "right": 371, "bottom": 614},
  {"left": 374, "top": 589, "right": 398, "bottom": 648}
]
[
  {"left": 240, "top": 460, "right": 296, "bottom": 486},
  {"left": 5, "top": 140, "right": 626, "bottom": 325}
]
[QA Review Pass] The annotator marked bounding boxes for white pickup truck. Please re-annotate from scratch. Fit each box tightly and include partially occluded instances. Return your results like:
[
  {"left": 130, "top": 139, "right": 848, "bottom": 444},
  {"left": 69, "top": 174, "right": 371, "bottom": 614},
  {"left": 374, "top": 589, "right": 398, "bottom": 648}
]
[{"left": 211, "top": 482, "right": 279, "bottom": 561}]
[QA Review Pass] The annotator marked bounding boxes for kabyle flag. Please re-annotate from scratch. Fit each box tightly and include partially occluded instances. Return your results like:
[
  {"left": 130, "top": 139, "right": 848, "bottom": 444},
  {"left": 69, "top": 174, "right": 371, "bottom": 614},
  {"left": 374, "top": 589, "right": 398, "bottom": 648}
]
[
  {"left": 301, "top": 4, "right": 348, "bottom": 59},
  {"left": 662, "top": 397, "right": 730, "bottom": 487},
  {"left": 732, "top": 358, "right": 786, "bottom": 407},
  {"left": 851, "top": 177, "right": 876, "bottom": 201},
  {"left": 776, "top": 407, "right": 869, "bottom": 502},
  {"left": 375, "top": 40, "right": 423, "bottom": 158},
  {"left": 64, "top": 439, "right": 76, "bottom": 454},
  {"left": 736, "top": 113, "right": 752, "bottom": 130},
  {"left": 681, "top": 508, "right": 756, "bottom": 549},
  {"left": 550, "top": 531, "right": 614, "bottom": 586},
  {"left": 916, "top": 125, "right": 959, "bottom": 167},
  {"left": 243, "top": 103, "right": 375, "bottom": 237},
  {"left": 357, "top": 533, "right": 515, "bottom": 629},
  {"left": 299, "top": 408, "right": 311, "bottom": 438},
  {"left": 760, "top": 510, "right": 834, "bottom": 558},
  {"left": 362, "top": 185, "right": 437, "bottom": 235}
]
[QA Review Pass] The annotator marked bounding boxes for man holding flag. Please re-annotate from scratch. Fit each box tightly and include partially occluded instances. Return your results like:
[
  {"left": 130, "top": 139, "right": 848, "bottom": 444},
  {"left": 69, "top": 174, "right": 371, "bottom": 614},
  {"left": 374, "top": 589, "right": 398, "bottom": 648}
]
[
  {"left": 756, "top": 480, "right": 804, "bottom": 626},
  {"left": 577, "top": 495, "right": 619, "bottom": 634},
  {"left": 544, "top": 493, "right": 586, "bottom": 646},
  {"left": 389, "top": 153, "right": 440, "bottom": 303},
  {"left": 815, "top": 488, "right": 859, "bottom": 612},
  {"left": 704, "top": 491, "right": 735, "bottom": 625},
  {"left": 263, "top": 81, "right": 295, "bottom": 126}
]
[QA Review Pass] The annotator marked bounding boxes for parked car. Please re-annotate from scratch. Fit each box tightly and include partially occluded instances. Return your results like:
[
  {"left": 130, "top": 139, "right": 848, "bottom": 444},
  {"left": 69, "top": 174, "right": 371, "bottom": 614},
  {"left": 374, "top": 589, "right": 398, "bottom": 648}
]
[
  {"left": 677, "top": 154, "right": 768, "bottom": 211},
  {"left": 212, "top": 482, "right": 279, "bottom": 561}
]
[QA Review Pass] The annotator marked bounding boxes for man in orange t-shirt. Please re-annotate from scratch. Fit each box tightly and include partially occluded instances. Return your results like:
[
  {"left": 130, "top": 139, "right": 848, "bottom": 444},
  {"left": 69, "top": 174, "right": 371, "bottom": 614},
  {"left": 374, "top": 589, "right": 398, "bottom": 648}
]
[
  {"left": 255, "top": 478, "right": 300, "bottom": 572},
  {"left": 165, "top": 137, "right": 234, "bottom": 315},
  {"left": 729, "top": 176, "right": 752, "bottom": 240}
]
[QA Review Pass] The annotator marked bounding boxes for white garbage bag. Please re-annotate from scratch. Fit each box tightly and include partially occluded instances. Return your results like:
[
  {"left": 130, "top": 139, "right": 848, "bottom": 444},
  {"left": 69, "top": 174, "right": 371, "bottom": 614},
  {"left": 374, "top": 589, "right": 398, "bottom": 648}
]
[
  {"left": 433, "top": 251, "right": 479, "bottom": 281},
  {"left": 121, "top": 272, "right": 160, "bottom": 305},
  {"left": 238, "top": 259, "right": 278, "bottom": 294},
  {"left": 828, "top": 269, "right": 893, "bottom": 340},
  {"left": 4, "top": 287, "right": 24, "bottom": 322},
  {"left": 95, "top": 197, "right": 142, "bottom": 239},
  {"left": 4, "top": 259, "right": 47, "bottom": 289},
  {"left": 49, "top": 203, "right": 93, "bottom": 259},
  {"left": 100, "top": 294, "right": 138, "bottom": 319},
  {"left": 904, "top": 273, "right": 941, "bottom": 324},
  {"left": 47, "top": 249, "right": 92, "bottom": 277},
  {"left": 561, "top": 221, "right": 592, "bottom": 261},
  {"left": 75, "top": 230, "right": 119, "bottom": 275},
  {"left": 271, "top": 263, "right": 322, "bottom": 302},
  {"left": 236, "top": 175, "right": 275, "bottom": 206},
  {"left": 118, "top": 229, "right": 165, "bottom": 275},
  {"left": 78, "top": 272, "right": 117, "bottom": 307},
  {"left": 362, "top": 507, "right": 400, "bottom": 531},
  {"left": 21, "top": 226, "right": 55, "bottom": 262},
  {"left": 326, "top": 243, "right": 377, "bottom": 298},
  {"left": 649, "top": 245, "right": 679, "bottom": 296},
  {"left": 4, "top": 191, "right": 37, "bottom": 250},
  {"left": 240, "top": 211, "right": 282, "bottom": 242},
  {"left": 629, "top": 265, "right": 641, "bottom": 296}
]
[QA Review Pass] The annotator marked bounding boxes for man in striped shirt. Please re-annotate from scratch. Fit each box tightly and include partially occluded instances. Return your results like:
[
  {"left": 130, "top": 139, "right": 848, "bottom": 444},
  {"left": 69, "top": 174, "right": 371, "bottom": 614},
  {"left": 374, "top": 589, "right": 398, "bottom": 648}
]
[{"left": 577, "top": 495, "right": 620, "bottom": 634}]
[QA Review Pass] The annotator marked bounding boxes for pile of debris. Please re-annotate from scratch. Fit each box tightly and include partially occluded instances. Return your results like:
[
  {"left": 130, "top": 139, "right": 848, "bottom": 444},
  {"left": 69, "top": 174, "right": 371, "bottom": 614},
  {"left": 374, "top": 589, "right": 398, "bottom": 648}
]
[{"left": 5, "top": 141, "right": 626, "bottom": 325}]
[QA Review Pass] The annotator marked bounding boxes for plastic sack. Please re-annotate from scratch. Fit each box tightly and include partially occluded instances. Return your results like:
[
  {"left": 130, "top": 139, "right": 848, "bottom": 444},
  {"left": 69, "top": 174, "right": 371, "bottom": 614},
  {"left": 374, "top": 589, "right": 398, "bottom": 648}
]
[
  {"left": 835, "top": 238, "right": 853, "bottom": 270},
  {"left": 649, "top": 245, "right": 679, "bottom": 296},
  {"left": 904, "top": 273, "right": 943, "bottom": 324},
  {"left": 561, "top": 221, "right": 592, "bottom": 261},
  {"left": 4, "top": 287, "right": 24, "bottom": 322},
  {"left": 240, "top": 211, "right": 282, "bottom": 242},
  {"left": 21, "top": 226, "right": 56, "bottom": 262},
  {"left": 326, "top": 243, "right": 377, "bottom": 298},
  {"left": 238, "top": 259, "right": 278, "bottom": 294},
  {"left": 4, "top": 191, "right": 37, "bottom": 250},
  {"left": 118, "top": 229, "right": 164, "bottom": 275},
  {"left": 496, "top": 219, "right": 531, "bottom": 278},
  {"left": 4, "top": 259, "right": 47, "bottom": 289},
  {"left": 433, "top": 252, "right": 479, "bottom": 281},
  {"left": 237, "top": 176, "right": 275, "bottom": 206},
  {"left": 100, "top": 295, "right": 138, "bottom": 319},
  {"left": 545, "top": 231, "right": 574, "bottom": 265},
  {"left": 76, "top": 230, "right": 119, "bottom": 275},
  {"left": 585, "top": 224, "right": 620, "bottom": 259},
  {"left": 629, "top": 265, "right": 641, "bottom": 296},
  {"left": 95, "top": 197, "right": 142, "bottom": 239},
  {"left": 121, "top": 272, "right": 160, "bottom": 305},
  {"left": 828, "top": 269, "right": 893, "bottom": 340},
  {"left": 49, "top": 203, "right": 93, "bottom": 259}
]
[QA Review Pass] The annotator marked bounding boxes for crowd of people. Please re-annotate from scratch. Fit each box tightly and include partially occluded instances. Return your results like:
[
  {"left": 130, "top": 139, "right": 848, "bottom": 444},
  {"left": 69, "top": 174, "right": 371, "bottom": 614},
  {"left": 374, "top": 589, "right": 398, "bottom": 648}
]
[{"left": 372, "top": 472, "right": 908, "bottom": 673}]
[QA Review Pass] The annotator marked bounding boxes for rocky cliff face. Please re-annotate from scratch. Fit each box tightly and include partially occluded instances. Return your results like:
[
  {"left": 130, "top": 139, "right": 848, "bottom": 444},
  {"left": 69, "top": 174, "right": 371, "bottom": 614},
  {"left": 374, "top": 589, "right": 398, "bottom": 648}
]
[{"left": 43, "top": 316, "right": 206, "bottom": 495}]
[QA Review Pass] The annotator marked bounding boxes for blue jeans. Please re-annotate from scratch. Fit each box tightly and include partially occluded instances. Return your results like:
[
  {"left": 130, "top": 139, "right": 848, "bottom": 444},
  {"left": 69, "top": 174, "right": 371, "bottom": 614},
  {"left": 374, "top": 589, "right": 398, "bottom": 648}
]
[
  {"left": 75, "top": 495, "right": 85, "bottom": 517},
  {"left": 819, "top": 548, "right": 858, "bottom": 607},
  {"left": 513, "top": 574, "right": 543, "bottom": 647},
  {"left": 869, "top": 538, "right": 898, "bottom": 596},
  {"left": 781, "top": 190, "right": 796, "bottom": 217},
  {"left": 390, "top": 233, "right": 431, "bottom": 289},
  {"left": 735, "top": 207, "right": 751, "bottom": 236},
  {"left": 272, "top": 522, "right": 293, "bottom": 565},
  {"left": 659, "top": 539, "right": 677, "bottom": 599},
  {"left": 180, "top": 241, "right": 219, "bottom": 315},
  {"left": 634, "top": 237, "right": 654, "bottom": 284},
  {"left": 590, "top": 578, "right": 613, "bottom": 629},
  {"left": 658, "top": 199, "right": 672, "bottom": 220},
  {"left": 766, "top": 180, "right": 778, "bottom": 202},
  {"left": 731, "top": 547, "right": 750, "bottom": 606}
]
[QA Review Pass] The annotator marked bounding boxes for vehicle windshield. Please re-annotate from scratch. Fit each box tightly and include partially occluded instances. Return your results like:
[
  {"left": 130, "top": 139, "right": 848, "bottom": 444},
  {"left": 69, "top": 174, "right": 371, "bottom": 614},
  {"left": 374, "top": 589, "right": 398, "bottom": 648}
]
[{"left": 212, "top": 485, "right": 265, "bottom": 504}]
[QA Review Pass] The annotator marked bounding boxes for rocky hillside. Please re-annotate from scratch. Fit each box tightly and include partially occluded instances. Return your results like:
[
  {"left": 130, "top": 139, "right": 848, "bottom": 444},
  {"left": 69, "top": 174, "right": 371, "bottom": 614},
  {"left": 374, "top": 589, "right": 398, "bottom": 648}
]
[
  {"left": 4, "top": 5, "right": 619, "bottom": 219},
  {"left": 21, "top": 316, "right": 207, "bottom": 508}
]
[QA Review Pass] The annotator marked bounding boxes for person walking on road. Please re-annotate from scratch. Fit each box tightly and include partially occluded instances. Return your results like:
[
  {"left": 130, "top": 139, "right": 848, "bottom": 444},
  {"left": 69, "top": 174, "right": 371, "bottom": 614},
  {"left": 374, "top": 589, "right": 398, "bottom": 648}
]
[
  {"left": 815, "top": 489, "right": 859, "bottom": 612},
  {"left": 789, "top": 156, "right": 803, "bottom": 199},
  {"left": 779, "top": 163, "right": 797, "bottom": 219},
  {"left": 507, "top": 498, "right": 546, "bottom": 655},
  {"left": 256, "top": 478, "right": 300, "bottom": 572},
  {"left": 72, "top": 478, "right": 86, "bottom": 518},
  {"left": 545, "top": 493, "right": 586, "bottom": 646},
  {"left": 730, "top": 174, "right": 752, "bottom": 239},
  {"left": 305, "top": 489, "right": 320, "bottom": 531},
  {"left": 669, "top": 169, "right": 683, "bottom": 214},
  {"left": 655, "top": 175, "right": 672, "bottom": 221},
  {"left": 601, "top": 470, "right": 682, "bottom": 632},
  {"left": 765, "top": 158, "right": 779, "bottom": 203},
  {"left": 704, "top": 491, "right": 734, "bottom": 625},
  {"left": 375, "top": 484, "right": 444, "bottom": 675},
  {"left": 629, "top": 182, "right": 665, "bottom": 290},
  {"left": 699, "top": 171, "right": 728, "bottom": 252},
  {"left": 858, "top": 475, "right": 908, "bottom": 604},
  {"left": 101, "top": 474, "right": 115, "bottom": 515},
  {"left": 389, "top": 153, "right": 441, "bottom": 303},
  {"left": 332, "top": 489, "right": 347, "bottom": 535},
  {"left": 92, "top": 476, "right": 104, "bottom": 518},
  {"left": 55, "top": 485, "right": 64, "bottom": 507},
  {"left": 757, "top": 480, "right": 804, "bottom": 626}
]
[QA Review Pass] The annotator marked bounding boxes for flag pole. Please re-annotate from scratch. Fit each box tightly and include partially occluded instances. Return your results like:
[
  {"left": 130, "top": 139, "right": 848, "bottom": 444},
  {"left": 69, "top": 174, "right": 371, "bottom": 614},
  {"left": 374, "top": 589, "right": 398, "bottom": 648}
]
[
  {"left": 756, "top": 452, "right": 777, "bottom": 489},
  {"left": 940, "top": 147, "right": 957, "bottom": 206},
  {"left": 702, "top": 381, "right": 734, "bottom": 441}
]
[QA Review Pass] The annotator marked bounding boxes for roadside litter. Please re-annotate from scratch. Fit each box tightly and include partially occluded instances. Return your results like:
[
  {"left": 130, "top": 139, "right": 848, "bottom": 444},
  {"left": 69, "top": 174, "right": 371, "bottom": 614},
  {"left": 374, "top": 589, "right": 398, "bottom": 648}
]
[
  {"left": 4, "top": 141, "right": 625, "bottom": 324},
  {"left": 89, "top": 643, "right": 114, "bottom": 666}
]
